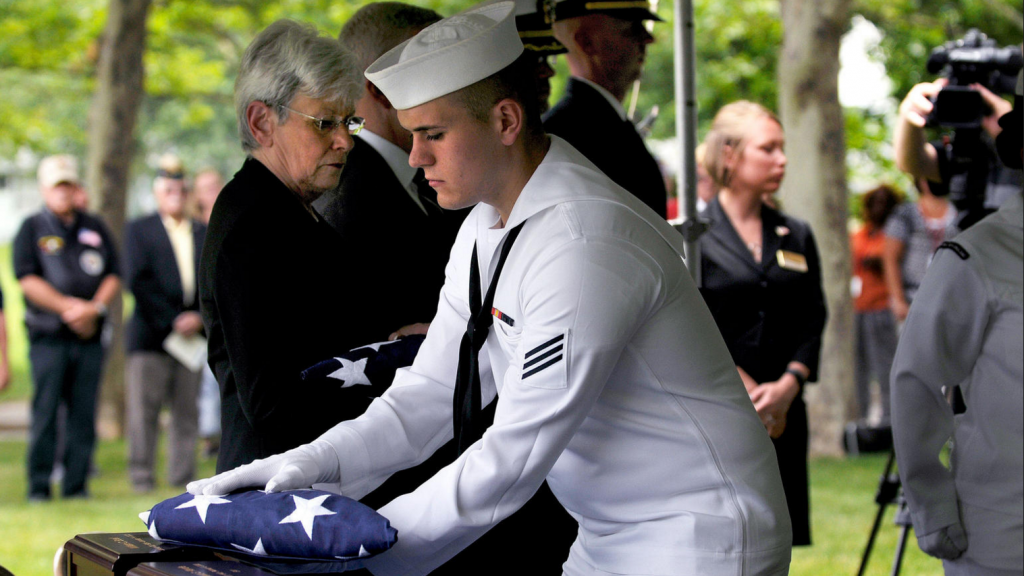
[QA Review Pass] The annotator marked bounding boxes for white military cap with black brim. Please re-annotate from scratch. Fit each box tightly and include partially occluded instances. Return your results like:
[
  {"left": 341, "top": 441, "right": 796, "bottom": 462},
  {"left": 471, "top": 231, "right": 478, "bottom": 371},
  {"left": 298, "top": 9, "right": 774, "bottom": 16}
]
[
  {"left": 553, "top": 0, "right": 663, "bottom": 22},
  {"left": 365, "top": 1, "right": 524, "bottom": 111},
  {"left": 514, "top": 0, "right": 567, "bottom": 55}
]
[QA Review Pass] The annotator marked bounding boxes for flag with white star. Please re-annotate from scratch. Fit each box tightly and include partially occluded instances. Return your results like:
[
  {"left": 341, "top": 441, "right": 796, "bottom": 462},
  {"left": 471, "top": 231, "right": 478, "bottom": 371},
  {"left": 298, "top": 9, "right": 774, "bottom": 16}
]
[
  {"left": 139, "top": 489, "right": 397, "bottom": 561},
  {"left": 300, "top": 335, "right": 425, "bottom": 392}
]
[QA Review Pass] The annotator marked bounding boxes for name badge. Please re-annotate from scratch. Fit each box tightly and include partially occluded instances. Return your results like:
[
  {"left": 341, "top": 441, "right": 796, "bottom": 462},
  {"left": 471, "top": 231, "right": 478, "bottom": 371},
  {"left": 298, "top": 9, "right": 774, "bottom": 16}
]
[{"left": 776, "top": 250, "right": 808, "bottom": 273}]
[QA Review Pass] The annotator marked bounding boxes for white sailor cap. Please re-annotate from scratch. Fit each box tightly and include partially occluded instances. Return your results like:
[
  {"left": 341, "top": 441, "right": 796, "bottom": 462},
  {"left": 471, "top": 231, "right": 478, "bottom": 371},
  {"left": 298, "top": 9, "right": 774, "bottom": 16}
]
[{"left": 365, "top": 1, "right": 524, "bottom": 110}]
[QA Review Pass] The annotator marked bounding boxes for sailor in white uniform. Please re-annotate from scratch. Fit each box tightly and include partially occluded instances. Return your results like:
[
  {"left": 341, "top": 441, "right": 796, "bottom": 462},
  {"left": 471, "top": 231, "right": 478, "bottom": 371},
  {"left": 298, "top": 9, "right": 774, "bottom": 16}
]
[
  {"left": 189, "top": 4, "right": 793, "bottom": 574},
  {"left": 890, "top": 72, "right": 1023, "bottom": 576}
]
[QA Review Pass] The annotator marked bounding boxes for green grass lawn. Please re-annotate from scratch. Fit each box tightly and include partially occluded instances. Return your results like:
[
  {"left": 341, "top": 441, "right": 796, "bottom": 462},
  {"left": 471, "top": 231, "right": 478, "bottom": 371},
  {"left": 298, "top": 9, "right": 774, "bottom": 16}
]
[
  {"left": 0, "top": 440, "right": 941, "bottom": 576},
  {"left": 0, "top": 437, "right": 218, "bottom": 576}
]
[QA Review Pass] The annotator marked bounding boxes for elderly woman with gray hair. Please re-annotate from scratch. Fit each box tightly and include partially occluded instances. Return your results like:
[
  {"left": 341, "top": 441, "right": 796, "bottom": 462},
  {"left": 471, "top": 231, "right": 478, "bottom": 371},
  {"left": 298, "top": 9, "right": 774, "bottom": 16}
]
[{"left": 198, "top": 20, "right": 383, "bottom": 473}]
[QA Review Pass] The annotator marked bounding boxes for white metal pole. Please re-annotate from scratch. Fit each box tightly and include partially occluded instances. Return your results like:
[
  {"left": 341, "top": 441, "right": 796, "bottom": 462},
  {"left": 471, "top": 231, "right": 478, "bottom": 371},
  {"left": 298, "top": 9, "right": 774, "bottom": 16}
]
[{"left": 673, "top": 0, "right": 703, "bottom": 284}]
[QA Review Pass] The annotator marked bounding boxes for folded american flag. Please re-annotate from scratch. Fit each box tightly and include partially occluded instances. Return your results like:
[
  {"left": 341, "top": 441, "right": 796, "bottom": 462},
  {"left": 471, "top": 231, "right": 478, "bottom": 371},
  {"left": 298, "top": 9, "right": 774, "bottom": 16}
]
[
  {"left": 139, "top": 489, "right": 397, "bottom": 560},
  {"left": 300, "top": 335, "right": 425, "bottom": 393}
]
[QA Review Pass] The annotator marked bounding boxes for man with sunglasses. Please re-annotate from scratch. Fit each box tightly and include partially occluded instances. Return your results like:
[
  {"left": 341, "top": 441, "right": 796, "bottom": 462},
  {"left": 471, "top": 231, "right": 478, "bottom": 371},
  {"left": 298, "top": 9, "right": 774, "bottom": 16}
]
[{"left": 198, "top": 20, "right": 383, "bottom": 473}]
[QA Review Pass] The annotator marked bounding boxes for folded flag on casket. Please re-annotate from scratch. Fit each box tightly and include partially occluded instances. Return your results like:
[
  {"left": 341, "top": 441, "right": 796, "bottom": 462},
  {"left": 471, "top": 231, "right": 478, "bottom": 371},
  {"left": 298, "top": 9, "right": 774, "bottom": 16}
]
[
  {"left": 139, "top": 489, "right": 397, "bottom": 560},
  {"left": 300, "top": 335, "right": 425, "bottom": 393}
]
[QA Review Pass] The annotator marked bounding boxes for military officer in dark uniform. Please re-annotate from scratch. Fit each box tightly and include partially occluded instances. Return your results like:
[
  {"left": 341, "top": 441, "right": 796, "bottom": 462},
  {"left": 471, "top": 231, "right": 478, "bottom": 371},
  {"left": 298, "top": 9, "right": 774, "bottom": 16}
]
[
  {"left": 544, "top": 0, "right": 667, "bottom": 218},
  {"left": 13, "top": 155, "right": 121, "bottom": 501},
  {"left": 698, "top": 101, "right": 827, "bottom": 546}
]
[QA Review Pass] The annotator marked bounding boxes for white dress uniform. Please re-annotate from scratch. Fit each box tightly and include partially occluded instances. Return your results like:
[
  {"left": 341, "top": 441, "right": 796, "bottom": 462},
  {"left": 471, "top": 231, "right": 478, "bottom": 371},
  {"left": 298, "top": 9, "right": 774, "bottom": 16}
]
[
  {"left": 317, "top": 137, "right": 792, "bottom": 575},
  {"left": 891, "top": 192, "right": 1023, "bottom": 575}
]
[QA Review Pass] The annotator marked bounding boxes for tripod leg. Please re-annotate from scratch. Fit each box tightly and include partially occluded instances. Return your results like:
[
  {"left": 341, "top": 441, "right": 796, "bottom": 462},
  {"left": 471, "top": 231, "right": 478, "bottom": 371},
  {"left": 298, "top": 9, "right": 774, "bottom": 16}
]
[
  {"left": 889, "top": 524, "right": 912, "bottom": 576},
  {"left": 858, "top": 501, "right": 890, "bottom": 576}
]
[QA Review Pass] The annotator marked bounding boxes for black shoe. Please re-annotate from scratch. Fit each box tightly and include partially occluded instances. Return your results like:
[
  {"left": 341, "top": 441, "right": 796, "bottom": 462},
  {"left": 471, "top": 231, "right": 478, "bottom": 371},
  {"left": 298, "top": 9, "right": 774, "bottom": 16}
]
[
  {"left": 28, "top": 492, "right": 51, "bottom": 503},
  {"left": 62, "top": 490, "right": 90, "bottom": 500}
]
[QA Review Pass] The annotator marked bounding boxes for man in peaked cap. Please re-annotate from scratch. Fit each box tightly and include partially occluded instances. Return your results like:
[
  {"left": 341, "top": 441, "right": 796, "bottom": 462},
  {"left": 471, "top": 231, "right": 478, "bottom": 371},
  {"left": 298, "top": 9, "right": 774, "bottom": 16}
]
[
  {"left": 511, "top": 0, "right": 566, "bottom": 113},
  {"left": 544, "top": 0, "right": 668, "bottom": 218},
  {"left": 190, "top": 3, "right": 792, "bottom": 574}
]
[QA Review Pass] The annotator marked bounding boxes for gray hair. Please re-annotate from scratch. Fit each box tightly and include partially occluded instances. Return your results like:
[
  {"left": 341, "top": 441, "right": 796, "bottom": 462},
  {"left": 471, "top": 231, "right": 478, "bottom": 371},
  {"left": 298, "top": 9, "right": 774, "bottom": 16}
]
[
  {"left": 235, "top": 19, "right": 362, "bottom": 152},
  {"left": 339, "top": 3, "right": 442, "bottom": 74}
]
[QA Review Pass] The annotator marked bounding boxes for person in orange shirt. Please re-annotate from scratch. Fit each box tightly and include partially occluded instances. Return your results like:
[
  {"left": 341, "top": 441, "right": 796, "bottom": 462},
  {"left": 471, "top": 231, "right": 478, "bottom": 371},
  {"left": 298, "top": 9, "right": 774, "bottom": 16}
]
[{"left": 851, "top": 184, "right": 900, "bottom": 423}]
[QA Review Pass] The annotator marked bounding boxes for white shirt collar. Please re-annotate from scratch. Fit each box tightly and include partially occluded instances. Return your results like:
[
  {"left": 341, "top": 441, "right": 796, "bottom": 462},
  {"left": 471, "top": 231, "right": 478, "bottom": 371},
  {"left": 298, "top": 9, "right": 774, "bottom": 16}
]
[
  {"left": 472, "top": 135, "right": 686, "bottom": 261},
  {"left": 574, "top": 77, "right": 628, "bottom": 122},
  {"left": 358, "top": 129, "right": 418, "bottom": 190}
]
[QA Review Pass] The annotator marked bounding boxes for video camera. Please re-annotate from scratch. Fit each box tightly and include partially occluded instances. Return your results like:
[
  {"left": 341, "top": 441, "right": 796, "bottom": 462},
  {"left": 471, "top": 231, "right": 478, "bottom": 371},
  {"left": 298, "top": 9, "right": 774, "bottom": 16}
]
[
  {"left": 926, "top": 29, "right": 1022, "bottom": 129},
  {"left": 921, "top": 30, "right": 1021, "bottom": 229}
]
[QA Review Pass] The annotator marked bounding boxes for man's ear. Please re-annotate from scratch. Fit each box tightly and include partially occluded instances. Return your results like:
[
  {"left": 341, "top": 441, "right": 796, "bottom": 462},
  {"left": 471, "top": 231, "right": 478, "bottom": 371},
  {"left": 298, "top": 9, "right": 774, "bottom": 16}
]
[
  {"left": 573, "top": 22, "right": 597, "bottom": 57},
  {"left": 721, "top": 143, "right": 737, "bottom": 168},
  {"left": 493, "top": 98, "right": 525, "bottom": 146},
  {"left": 367, "top": 81, "right": 394, "bottom": 110},
  {"left": 247, "top": 101, "right": 276, "bottom": 148}
]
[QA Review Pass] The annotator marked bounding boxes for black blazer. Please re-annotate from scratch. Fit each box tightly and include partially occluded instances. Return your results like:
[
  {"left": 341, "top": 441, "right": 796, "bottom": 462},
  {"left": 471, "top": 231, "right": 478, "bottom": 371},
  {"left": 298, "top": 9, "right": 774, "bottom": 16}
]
[
  {"left": 544, "top": 77, "right": 667, "bottom": 218},
  {"left": 698, "top": 197, "right": 827, "bottom": 383},
  {"left": 124, "top": 213, "right": 206, "bottom": 352},
  {"left": 313, "top": 137, "right": 466, "bottom": 332},
  {"left": 200, "top": 158, "right": 385, "bottom": 473}
]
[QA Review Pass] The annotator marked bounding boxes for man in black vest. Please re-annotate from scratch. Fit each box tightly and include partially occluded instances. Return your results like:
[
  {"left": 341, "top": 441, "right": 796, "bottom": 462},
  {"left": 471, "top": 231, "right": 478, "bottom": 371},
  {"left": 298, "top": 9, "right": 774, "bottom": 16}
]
[
  {"left": 13, "top": 155, "right": 120, "bottom": 500},
  {"left": 124, "top": 154, "right": 207, "bottom": 492},
  {"left": 544, "top": 0, "right": 667, "bottom": 218}
]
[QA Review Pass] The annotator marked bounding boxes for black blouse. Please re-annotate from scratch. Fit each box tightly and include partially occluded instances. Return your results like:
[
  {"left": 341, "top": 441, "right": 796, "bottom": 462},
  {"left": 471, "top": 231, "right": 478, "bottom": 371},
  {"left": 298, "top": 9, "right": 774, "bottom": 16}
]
[{"left": 698, "top": 197, "right": 827, "bottom": 384}]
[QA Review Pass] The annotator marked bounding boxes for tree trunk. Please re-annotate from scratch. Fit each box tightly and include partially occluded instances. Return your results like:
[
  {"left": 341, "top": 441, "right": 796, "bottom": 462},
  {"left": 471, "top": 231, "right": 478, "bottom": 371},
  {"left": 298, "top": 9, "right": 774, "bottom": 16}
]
[
  {"left": 777, "top": 0, "right": 854, "bottom": 457},
  {"left": 87, "top": 0, "right": 152, "bottom": 439}
]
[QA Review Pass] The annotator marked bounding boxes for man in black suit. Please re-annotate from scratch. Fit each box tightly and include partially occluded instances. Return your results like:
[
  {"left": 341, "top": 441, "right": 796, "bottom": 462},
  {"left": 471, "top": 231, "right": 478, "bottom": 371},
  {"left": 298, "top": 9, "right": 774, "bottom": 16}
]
[
  {"left": 544, "top": 0, "right": 667, "bottom": 218},
  {"left": 313, "top": 2, "right": 463, "bottom": 340},
  {"left": 124, "top": 155, "right": 207, "bottom": 492}
]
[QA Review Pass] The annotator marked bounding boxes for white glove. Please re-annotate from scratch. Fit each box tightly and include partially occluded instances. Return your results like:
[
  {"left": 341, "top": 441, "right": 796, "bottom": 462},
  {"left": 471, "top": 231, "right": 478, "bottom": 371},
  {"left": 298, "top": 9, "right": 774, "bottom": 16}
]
[
  {"left": 186, "top": 440, "right": 340, "bottom": 495},
  {"left": 916, "top": 523, "right": 968, "bottom": 560}
]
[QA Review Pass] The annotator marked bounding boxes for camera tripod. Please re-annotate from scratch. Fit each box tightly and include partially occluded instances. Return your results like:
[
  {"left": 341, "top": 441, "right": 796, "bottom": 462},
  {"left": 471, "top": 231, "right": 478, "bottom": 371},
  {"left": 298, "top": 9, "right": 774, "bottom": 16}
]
[{"left": 857, "top": 449, "right": 914, "bottom": 576}]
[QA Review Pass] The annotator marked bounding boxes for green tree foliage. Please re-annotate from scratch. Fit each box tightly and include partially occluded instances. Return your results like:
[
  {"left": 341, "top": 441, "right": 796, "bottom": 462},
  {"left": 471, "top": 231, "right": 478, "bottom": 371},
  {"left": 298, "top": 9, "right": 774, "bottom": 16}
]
[
  {"left": 844, "top": 0, "right": 1021, "bottom": 196},
  {"left": 0, "top": 0, "right": 1020, "bottom": 184},
  {"left": 632, "top": 0, "right": 785, "bottom": 142}
]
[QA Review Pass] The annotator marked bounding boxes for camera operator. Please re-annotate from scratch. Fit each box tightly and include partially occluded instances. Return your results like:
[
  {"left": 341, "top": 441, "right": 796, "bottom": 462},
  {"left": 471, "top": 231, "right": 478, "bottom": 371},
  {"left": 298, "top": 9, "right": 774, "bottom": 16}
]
[
  {"left": 893, "top": 33, "right": 1022, "bottom": 230},
  {"left": 890, "top": 71, "right": 1022, "bottom": 576}
]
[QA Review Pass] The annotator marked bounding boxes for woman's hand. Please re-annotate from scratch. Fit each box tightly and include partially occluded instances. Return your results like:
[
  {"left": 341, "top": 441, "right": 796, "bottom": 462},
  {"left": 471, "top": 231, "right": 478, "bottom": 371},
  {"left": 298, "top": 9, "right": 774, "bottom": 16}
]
[
  {"left": 750, "top": 371, "right": 802, "bottom": 438},
  {"left": 737, "top": 366, "right": 758, "bottom": 394}
]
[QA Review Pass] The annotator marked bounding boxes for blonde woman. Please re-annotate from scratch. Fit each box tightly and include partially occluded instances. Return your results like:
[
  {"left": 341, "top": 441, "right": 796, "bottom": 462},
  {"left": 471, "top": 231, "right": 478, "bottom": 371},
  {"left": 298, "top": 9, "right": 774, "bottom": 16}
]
[{"left": 698, "top": 100, "right": 827, "bottom": 546}]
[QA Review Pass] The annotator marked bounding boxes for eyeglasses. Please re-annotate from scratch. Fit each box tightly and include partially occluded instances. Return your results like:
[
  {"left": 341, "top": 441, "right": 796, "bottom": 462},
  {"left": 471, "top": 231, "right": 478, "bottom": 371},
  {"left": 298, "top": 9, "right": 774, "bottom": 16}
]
[{"left": 277, "top": 105, "right": 365, "bottom": 136}]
